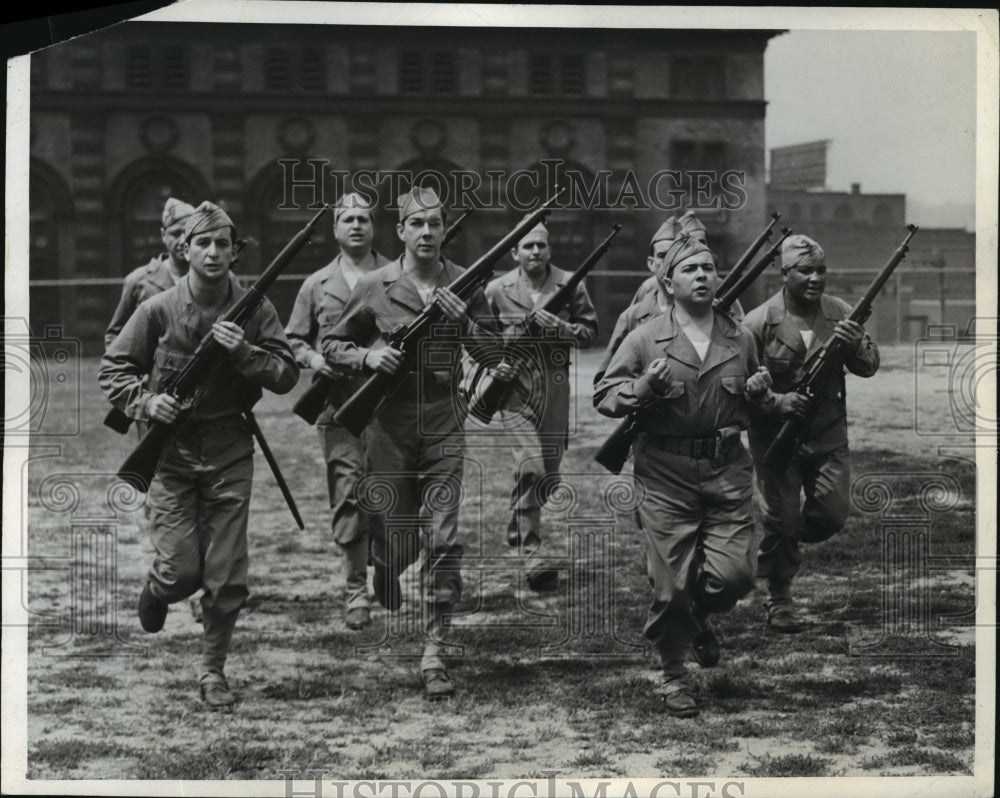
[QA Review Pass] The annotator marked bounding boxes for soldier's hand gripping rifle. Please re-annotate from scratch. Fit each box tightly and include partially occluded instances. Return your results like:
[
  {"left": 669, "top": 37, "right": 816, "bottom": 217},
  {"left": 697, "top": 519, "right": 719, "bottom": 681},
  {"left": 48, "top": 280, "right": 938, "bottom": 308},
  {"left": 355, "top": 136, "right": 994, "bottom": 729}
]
[
  {"left": 763, "top": 224, "right": 918, "bottom": 472},
  {"left": 467, "top": 224, "right": 622, "bottom": 425},
  {"left": 116, "top": 205, "right": 331, "bottom": 494},
  {"left": 593, "top": 225, "right": 794, "bottom": 475},
  {"left": 333, "top": 190, "right": 566, "bottom": 438},
  {"left": 291, "top": 208, "right": 475, "bottom": 425}
]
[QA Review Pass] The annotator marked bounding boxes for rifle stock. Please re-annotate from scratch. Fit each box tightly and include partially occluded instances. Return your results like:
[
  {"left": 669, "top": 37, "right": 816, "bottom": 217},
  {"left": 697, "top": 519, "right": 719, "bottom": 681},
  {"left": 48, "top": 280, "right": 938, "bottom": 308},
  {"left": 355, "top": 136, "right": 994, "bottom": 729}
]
[
  {"left": 333, "top": 189, "right": 566, "bottom": 436},
  {"left": 293, "top": 208, "right": 475, "bottom": 425},
  {"left": 115, "top": 205, "right": 331, "bottom": 491},
  {"left": 594, "top": 224, "right": 792, "bottom": 475},
  {"left": 468, "top": 224, "right": 622, "bottom": 425},
  {"left": 762, "top": 224, "right": 919, "bottom": 471}
]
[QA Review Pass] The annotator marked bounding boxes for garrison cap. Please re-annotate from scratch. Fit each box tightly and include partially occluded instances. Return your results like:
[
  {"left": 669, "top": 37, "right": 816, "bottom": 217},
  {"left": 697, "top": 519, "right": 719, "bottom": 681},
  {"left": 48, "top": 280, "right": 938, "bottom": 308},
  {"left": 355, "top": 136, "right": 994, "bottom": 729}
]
[
  {"left": 334, "top": 192, "right": 377, "bottom": 224},
  {"left": 183, "top": 201, "right": 236, "bottom": 242},
  {"left": 656, "top": 232, "right": 714, "bottom": 281},
  {"left": 781, "top": 234, "right": 826, "bottom": 270},
  {"left": 650, "top": 216, "right": 683, "bottom": 247},
  {"left": 398, "top": 186, "right": 445, "bottom": 221},
  {"left": 679, "top": 210, "right": 708, "bottom": 242},
  {"left": 515, "top": 213, "right": 549, "bottom": 245},
  {"left": 162, "top": 197, "right": 195, "bottom": 229}
]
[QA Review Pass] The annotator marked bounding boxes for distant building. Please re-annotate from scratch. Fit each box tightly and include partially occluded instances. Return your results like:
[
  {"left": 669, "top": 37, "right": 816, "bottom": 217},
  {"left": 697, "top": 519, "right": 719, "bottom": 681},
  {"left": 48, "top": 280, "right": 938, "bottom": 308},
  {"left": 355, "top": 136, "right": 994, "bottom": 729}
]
[
  {"left": 28, "top": 22, "right": 783, "bottom": 352},
  {"left": 767, "top": 147, "right": 975, "bottom": 341}
]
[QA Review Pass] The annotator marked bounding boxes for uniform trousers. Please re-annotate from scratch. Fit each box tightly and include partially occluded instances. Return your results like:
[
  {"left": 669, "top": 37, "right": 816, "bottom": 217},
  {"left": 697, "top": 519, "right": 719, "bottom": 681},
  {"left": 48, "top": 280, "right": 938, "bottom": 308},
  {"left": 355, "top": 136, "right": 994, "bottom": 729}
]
[
  {"left": 146, "top": 416, "right": 252, "bottom": 675},
  {"left": 633, "top": 438, "right": 757, "bottom": 658},
  {"left": 364, "top": 396, "right": 465, "bottom": 672},
  {"left": 750, "top": 443, "right": 851, "bottom": 584},
  {"left": 318, "top": 421, "right": 371, "bottom": 610}
]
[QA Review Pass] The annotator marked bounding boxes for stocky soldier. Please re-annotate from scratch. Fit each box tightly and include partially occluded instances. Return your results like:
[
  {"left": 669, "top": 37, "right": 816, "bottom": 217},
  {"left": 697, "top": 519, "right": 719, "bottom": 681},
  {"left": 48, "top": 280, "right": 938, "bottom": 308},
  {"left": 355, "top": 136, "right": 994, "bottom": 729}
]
[
  {"left": 484, "top": 218, "right": 598, "bottom": 590},
  {"left": 594, "top": 233, "right": 774, "bottom": 718},
  {"left": 104, "top": 197, "right": 196, "bottom": 348},
  {"left": 742, "top": 234, "right": 878, "bottom": 632},
  {"left": 322, "top": 187, "right": 502, "bottom": 700},
  {"left": 628, "top": 210, "right": 743, "bottom": 323},
  {"left": 285, "top": 193, "right": 391, "bottom": 631},
  {"left": 100, "top": 202, "right": 298, "bottom": 708}
]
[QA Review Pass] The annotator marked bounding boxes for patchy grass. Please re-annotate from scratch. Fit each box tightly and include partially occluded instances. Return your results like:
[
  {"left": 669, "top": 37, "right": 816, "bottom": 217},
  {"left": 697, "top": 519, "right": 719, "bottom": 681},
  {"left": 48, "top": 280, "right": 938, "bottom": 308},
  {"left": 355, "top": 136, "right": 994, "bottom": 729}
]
[
  {"left": 743, "top": 752, "right": 831, "bottom": 777},
  {"left": 20, "top": 352, "right": 980, "bottom": 780}
]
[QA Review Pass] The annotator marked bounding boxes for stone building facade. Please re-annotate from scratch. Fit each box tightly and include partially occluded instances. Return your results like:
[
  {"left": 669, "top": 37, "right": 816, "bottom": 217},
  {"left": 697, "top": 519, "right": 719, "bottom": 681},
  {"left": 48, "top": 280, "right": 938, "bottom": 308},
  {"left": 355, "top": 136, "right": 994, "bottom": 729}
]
[{"left": 28, "top": 22, "right": 782, "bottom": 352}]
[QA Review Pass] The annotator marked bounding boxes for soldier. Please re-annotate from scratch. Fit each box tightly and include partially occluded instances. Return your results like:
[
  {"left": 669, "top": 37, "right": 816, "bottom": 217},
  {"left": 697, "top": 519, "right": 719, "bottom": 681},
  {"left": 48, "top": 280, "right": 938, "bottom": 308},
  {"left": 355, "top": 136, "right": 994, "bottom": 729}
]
[
  {"left": 321, "top": 187, "right": 502, "bottom": 700},
  {"left": 483, "top": 218, "right": 598, "bottom": 590},
  {"left": 104, "top": 197, "right": 196, "bottom": 348},
  {"left": 742, "top": 234, "right": 878, "bottom": 632},
  {"left": 594, "top": 233, "right": 774, "bottom": 718},
  {"left": 594, "top": 217, "right": 682, "bottom": 390},
  {"left": 100, "top": 202, "right": 298, "bottom": 708},
  {"left": 285, "top": 193, "right": 391, "bottom": 631},
  {"left": 628, "top": 210, "right": 743, "bottom": 322}
]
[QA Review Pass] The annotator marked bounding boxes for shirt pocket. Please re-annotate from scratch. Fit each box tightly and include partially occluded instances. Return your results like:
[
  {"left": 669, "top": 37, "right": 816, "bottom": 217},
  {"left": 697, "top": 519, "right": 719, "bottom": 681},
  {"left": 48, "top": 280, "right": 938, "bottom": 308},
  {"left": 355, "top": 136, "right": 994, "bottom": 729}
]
[
  {"left": 721, "top": 375, "right": 746, "bottom": 396},
  {"left": 659, "top": 379, "right": 686, "bottom": 400},
  {"left": 763, "top": 356, "right": 791, "bottom": 374},
  {"left": 151, "top": 347, "right": 190, "bottom": 393}
]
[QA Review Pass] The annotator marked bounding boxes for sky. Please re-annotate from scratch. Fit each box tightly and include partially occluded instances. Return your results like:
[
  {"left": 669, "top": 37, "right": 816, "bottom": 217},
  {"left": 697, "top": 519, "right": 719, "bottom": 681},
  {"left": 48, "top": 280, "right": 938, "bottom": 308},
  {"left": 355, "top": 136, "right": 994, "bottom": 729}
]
[{"left": 764, "top": 29, "right": 979, "bottom": 229}]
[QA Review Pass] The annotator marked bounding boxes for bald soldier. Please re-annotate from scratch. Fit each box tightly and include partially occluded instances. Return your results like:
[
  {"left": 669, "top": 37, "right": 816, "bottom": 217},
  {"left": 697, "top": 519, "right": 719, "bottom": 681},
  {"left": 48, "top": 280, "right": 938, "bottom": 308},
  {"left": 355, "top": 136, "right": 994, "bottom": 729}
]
[
  {"left": 594, "top": 232, "right": 775, "bottom": 718},
  {"left": 105, "top": 197, "right": 196, "bottom": 348},
  {"left": 743, "top": 234, "right": 879, "bottom": 632},
  {"left": 285, "top": 193, "right": 391, "bottom": 631},
  {"left": 100, "top": 201, "right": 298, "bottom": 708},
  {"left": 484, "top": 218, "right": 598, "bottom": 589},
  {"left": 322, "top": 187, "right": 502, "bottom": 700}
]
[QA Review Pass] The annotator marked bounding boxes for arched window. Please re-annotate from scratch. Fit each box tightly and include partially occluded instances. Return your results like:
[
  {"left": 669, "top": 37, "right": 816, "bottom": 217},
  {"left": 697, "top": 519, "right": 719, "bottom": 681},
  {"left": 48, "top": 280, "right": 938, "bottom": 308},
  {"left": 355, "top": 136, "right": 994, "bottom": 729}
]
[
  {"left": 810, "top": 203, "right": 824, "bottom": 220},
  {"left": 873, "top": 203, "right": 895, "bottom": 227},
  {"left": 789, "top": 203, "right": 801, "bottom": 221},
  {"left": 107, "top": 157, "right": 209, "bottom": 277},
  {"left": 246, "top": 161, "right": 337, "bottom": 323}
]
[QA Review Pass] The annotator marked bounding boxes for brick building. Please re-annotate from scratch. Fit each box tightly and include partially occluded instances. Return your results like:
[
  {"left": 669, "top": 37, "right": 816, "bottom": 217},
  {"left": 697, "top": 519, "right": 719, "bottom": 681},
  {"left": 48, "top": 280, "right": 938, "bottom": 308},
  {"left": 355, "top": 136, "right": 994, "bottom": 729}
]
[
  {"left": 767, "top": 151, "right": 976, "bottom": 341},
  {"left": 28, "top": 22, "right": 782, "bottom": 353}
]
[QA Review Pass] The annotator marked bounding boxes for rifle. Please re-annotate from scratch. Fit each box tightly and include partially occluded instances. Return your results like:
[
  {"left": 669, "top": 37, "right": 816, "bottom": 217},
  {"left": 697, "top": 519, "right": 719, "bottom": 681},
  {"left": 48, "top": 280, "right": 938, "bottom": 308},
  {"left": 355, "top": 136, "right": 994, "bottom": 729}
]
[
  {"left": 116, "top": 205, "right": 331, "bottom": 493},
  {"left": 467, "top": 224, "right": 622, "bottom": 425},
  {"left": 716, "top": 212, "right": 780, "bottom": 296},
  {"left": 241, "top": 407, "right": 304, "bottom": 529},
  {"left": 593, "top": 225, "right": 793, "bottom": 475},
  {"left": 763, "top": 224, "right": 918, "bottom": 472},
  {"left": 333, "top": 189, "right": 566, "bottom": 438},
  {"left": 103, "top": 238, "right": 250, "bottom": 435},
  {"left": 291, "top": 207, "right": 475, "bottom": 425}
]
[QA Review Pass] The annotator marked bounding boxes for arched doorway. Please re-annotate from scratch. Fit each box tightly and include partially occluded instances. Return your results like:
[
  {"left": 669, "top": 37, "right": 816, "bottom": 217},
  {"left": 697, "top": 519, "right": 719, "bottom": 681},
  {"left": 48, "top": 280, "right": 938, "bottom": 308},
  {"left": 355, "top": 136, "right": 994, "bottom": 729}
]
[
  {"left": 106, "top": 156, "right": 209, "bottom": 277},
  {"left": 245, "top": 160, "right": 338, "bottom": 324}
]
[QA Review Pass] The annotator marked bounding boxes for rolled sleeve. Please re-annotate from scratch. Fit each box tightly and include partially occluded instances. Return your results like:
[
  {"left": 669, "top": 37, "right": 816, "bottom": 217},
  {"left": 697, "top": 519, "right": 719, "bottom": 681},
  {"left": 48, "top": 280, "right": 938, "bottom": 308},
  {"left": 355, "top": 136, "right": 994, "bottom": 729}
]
[
  {"left": 99, "top": 304, "right": 158, "bottom": 420},
  {"left": 593, "top": 331, "right": 659, "bottom": 417},
  {"left": 231, "top": 300, "right": 299, "bottom": 394},
  {"left": 284, "top": 279, "right": 321, "bottom": 368}
]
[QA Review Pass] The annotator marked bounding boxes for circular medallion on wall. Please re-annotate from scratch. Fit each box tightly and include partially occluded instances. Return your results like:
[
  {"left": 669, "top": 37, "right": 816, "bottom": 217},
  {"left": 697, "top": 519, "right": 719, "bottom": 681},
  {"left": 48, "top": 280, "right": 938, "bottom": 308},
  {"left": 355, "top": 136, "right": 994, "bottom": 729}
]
[
  {"left": 139, "top": 116, "right": 179, "bottom": 154},
  {"left": 279, "top": 117, "right": 317, "bottom": 155},
  {"left": 540, "top": 120, "right": 576, "bottom": 157},
  {"left": 410, "top": 119, "right": 448, "bottom": 156}
]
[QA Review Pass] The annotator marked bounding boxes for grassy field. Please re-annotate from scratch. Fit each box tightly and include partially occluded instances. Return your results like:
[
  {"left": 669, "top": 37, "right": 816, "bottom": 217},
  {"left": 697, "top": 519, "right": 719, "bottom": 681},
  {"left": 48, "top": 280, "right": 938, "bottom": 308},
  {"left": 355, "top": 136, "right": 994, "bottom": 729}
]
[{"left": 17, "top": 345, "right": 983, "bottom": 782}]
